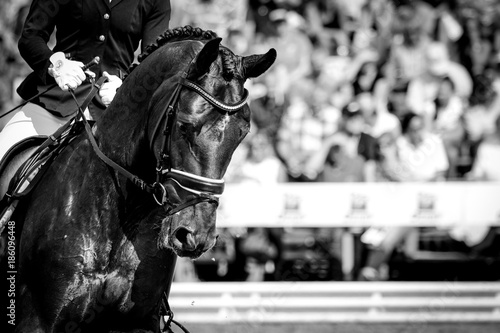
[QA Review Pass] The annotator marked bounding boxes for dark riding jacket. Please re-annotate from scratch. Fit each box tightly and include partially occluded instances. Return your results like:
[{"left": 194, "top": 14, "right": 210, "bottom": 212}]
[{"left": 17, "top": 0, "right": 171, "bottom": 117}]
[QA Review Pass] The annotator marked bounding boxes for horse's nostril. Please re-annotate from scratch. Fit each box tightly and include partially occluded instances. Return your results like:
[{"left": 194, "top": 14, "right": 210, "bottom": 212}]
[{"left": 174, "top": 227, "right": 196, "bottom": 251}]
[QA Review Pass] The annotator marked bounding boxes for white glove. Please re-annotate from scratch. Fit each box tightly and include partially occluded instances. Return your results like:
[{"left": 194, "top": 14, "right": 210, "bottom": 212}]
[
  {"left": 99, "top": 71, "right": 122, "bottom": 106},
  {"left": 48, "top": 52, "right": 87, "bottom": 91}
]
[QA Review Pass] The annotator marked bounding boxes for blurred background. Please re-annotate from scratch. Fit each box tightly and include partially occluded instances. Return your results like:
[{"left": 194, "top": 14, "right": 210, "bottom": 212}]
[{"left": 1, "top": 0, "right": 500, "bottom": 331}]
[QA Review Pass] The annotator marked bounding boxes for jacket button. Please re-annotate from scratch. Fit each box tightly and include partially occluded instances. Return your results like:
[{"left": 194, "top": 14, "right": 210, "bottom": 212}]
[
  {"left": 104, "top": 13, "right": 110, "bottom": 19},
  {"left": 99, "top": 35, "right": 106, "bottom": 41}
]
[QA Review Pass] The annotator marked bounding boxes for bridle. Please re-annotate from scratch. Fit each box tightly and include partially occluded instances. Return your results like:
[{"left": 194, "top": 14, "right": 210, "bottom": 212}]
[
  {"left": 150, "top": 74, "right": 248, "bottom": 212},
  {"left": 76, "top": 66, "right": 248, "bottom": 216}
]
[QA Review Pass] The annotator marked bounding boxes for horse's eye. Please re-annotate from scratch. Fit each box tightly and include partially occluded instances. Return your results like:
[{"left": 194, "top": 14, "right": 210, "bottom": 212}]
[{"left": 240, "top": 127, "right": 249, "bottom": 139}]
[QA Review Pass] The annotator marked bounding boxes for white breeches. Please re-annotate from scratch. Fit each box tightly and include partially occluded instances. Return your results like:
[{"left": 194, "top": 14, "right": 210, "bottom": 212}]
[{"left": 0, "top": 103, "right": 72, "bottom": 162}]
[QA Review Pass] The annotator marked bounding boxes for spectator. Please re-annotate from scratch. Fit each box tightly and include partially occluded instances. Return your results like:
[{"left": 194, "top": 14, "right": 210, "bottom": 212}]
[
  {"left": 463, "top": 71, "right": 500, "bottom": 143},
  {"left": 351, "top": 0, "right": 394, "bottom": 57},
  {"left": 433, "top": 0, "right": 464, "bottom": 62},
  {"left": 386, "top": 81, "right": 411, "bottom": 122},
  {"left": 467, "top": 114, "right": 500, "bottom": 181},
  {"left": 240, "top": 227, "right": 281, "bottom": 281},
  {"left": 308, "top": 101, "right": 379, "bottom": 182},
  {"left": 358, "top": 91, "right": 401, "bottom": 140},
  {"left": 313, "top": 50, "right": 356, "bottom": 111},
  {"left": 350, "top": 52, "right": 394, "bottom": 114},
  {"left": 461, "top": 70, "right": 500, "bottom": 174},
  {"left": 267, "top": 8, "right": 313, "bottom": 105},
  {"left": 232, "top": 131, "right": 287, "bottom": 185},
  {"left": 316, "top": 141, "right": 365, "bottom": 183},
  {"left": 406, "top": 41, "right": 472, "bottom": 127},
  {"left": 392, "top": 0, "right": 437, "bottom": 40},
  {"left": 386, "top": 1, "right": 432, "bottom": 87},
  {"left": 275, "top": 78, "right": 338, "bottom": 181},
  {"left": 303, "top": 0, "right": 349, "bottom": 54},
  {"left": 352, "top": 57, "right": 383, "bottom": 97},
  {"left": 374, "top": 130, "right": 402, "bottom": 182},
  {"left": 458, "top": 0, "right": 500, "bottom": 76},
  {"left": 394, "top": 112, "right": 450, "bottom": 181},
  {"left": 432, "top": 77, "right": 464, "bottom": 134},
  {"left": 431, "top": 76, "right": 466, "bottom": 179}
]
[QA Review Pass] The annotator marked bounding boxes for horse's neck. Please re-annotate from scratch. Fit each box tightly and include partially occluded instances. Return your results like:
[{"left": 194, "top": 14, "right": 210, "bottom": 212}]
[
  {"left": 94, "top": 81, "right": 155, "bottom": 172},
  {"left": 94, "top": 56, "right": 175, "bottom": 166}
]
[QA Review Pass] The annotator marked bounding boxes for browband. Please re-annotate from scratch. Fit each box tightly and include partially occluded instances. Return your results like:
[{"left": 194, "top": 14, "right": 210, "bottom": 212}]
[{"left": 179, "top": 77, "right": 248, "bottom": 113}]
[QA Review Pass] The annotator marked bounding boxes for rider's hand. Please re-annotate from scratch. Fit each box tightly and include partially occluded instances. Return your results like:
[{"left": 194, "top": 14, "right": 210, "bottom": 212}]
[
  {"left": 99, "top": 71, "right": 122, "bottom": 107},
  {"left": 48, "top": 52, "right": 87, "bottom": 91}
]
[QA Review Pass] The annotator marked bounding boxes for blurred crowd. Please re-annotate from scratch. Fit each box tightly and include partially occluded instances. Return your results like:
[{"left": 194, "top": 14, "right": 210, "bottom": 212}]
[
  {"left": 213, "top": 0, "right": 500, "bottom": 185},
  {"left": 1, "top": 0, "right": 500, "bottom": 282}
]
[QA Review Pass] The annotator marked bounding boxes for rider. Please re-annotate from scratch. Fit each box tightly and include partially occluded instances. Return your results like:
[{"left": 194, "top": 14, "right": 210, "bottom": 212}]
[{"left": 0, "top": 0, "right": 171, "bottom": 162}]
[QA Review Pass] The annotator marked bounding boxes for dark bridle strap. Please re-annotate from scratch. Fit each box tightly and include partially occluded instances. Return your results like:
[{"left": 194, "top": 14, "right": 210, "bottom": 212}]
[
  {"left": 69, "top": 81, "right": 157, "bottom": 195},
  {"left": 71, "top": 76, "right": 222, "bottom": 212},
  {"left": 163, "top": 169, "right": 224, "bottom": 196},
  {"left": 161, "top": 293, "right": 191, "bottom": 333},
  {"left": 179, "top": 77, "right": 248, "bottom": 113},
  {"left": 150, "top": 80, "right": 183, "bottom": 157}
]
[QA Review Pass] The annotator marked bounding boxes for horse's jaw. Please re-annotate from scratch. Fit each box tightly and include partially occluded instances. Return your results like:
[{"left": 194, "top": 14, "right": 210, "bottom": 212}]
[{"left": 156, "top": 206, "right": 217, "bottom": 259}]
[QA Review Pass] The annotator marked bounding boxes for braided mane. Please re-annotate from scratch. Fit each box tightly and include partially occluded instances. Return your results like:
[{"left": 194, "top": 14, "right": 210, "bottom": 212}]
[{"left": 128, "top": 25, "right": 218, "bottom": 73}]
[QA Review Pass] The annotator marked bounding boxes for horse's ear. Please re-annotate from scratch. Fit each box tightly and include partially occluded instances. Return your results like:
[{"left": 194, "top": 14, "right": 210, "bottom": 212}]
[
  {"left": 243, "top": 48, "right": 277, "bottom": 79},
  {"left": 188, "top": 38, "right": 222, "bottom": 78}
]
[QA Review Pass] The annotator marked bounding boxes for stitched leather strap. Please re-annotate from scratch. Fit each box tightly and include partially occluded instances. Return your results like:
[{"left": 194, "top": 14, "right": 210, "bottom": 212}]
[{"left": 179, "top": 77, "right": 248, "bottom": 113}]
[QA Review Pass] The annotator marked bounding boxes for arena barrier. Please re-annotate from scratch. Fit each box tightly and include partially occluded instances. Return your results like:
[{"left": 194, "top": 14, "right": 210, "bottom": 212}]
[
  {"left": 169, "top": 282, "right": 500, "bottom": 323},
  {"left": 217, "top": 182, "right": 500, "bottom": 228},
  {"left": 216, "top": 182, "right": 500, "bottom": 278}
]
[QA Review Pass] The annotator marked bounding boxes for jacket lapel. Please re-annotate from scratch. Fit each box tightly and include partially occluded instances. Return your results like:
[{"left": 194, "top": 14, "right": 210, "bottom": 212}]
[
  {"left": 110, "top": 0, "right": 125, "bottom": 9},
  {"left": 101, "top": 0, "right": 111, "bottom": 9}
]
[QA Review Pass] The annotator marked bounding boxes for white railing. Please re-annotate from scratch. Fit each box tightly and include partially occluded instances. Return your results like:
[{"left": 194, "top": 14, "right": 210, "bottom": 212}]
[
  {"left": 169, "top": 282, "right": 500, "bottom": 323},
  {"left": 218, "top": 182, "right": 500, "bottom": 228},
  {"left": 216, "top": 182, "right": 500, "bottom": 278}
]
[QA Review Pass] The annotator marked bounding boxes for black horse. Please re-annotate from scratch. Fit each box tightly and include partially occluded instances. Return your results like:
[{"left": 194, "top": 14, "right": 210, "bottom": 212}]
[{"left": 1, "top": 26, "right": 276, "bottom": 332}]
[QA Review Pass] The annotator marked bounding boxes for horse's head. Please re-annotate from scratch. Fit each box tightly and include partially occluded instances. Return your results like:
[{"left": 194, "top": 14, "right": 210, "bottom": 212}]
[{"left": 132, "top": 27, "right": 276, "bottom": 258}]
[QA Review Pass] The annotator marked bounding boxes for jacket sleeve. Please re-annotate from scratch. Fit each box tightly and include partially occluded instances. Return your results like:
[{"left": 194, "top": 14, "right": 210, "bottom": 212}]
[
  {"left": 18, "top": 0, "right": 58, "bottom": 85},
  {"left": 141, "top": 0, "right": 171, "bottom": 52}
]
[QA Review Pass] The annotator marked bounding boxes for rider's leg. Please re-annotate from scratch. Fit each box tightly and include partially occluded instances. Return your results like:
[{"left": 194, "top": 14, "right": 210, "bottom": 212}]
[
  {"left": 0, "top": 103, "right": 70, "bottom": 198},
  {"left": 0, "top": 102, "right": 70, "bottom": 162}
]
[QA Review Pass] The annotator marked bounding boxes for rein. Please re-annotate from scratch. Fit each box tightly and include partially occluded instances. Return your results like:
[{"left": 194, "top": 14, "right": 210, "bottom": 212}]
[
  {"left": 0, "top": 57, "right": 100, "bottom": 120},
  {"left": 72, "top": 71, "right": 248, "bottom": 215}
]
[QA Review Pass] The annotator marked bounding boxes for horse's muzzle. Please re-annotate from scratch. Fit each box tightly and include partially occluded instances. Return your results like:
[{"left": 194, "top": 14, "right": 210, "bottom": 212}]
[
  {"left": 158, "top": 203, "right": 218, "bottom": 258},
  {"left": 169, "top": 226, "right": 217, "bottom": 258}
]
